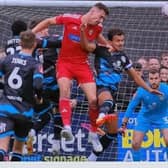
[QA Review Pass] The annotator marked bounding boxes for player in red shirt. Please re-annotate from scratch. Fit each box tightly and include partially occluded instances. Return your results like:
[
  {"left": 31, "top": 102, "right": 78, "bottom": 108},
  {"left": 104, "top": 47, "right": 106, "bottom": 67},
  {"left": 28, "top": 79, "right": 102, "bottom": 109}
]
[{"left": 32, "top": 3, "right": 109, "bottom": 152}]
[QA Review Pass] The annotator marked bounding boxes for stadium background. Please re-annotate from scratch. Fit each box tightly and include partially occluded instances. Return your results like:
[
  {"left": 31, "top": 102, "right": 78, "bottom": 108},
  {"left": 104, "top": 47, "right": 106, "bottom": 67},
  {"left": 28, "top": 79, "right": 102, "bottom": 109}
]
[{"left": 0, "top": 1, "right": 167, "bottom": 161}]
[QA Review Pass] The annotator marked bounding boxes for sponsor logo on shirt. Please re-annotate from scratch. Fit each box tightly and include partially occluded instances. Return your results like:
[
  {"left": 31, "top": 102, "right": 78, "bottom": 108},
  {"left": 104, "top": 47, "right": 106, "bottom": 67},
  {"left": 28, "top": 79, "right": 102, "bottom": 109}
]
[{"left": 68, "top": 34, "right": 80, "bottom": 42}]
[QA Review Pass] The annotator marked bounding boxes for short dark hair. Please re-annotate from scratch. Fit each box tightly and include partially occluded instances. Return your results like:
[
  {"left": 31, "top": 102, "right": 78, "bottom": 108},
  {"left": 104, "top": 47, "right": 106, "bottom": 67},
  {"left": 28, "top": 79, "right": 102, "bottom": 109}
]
[
  {"left": 11, "top": 20, "right": 27, "bottom": 36},
  {"left": 28, "top": 18, "right": 43, "bottom": 29},
  {"left": 159, "top": 66, "right": 168, "bottom": 72},
  {"left": 148, "top": 69, "right": 159, "bottom": 75},
  {"left": 94, "top": 2, "right": 109, "bottom": 16},
  {"left": 132, "top": 62, "right": 142, "bottom": 70},
  {"left": 107, "top": 28, "right": 125, "bottom": 40}
]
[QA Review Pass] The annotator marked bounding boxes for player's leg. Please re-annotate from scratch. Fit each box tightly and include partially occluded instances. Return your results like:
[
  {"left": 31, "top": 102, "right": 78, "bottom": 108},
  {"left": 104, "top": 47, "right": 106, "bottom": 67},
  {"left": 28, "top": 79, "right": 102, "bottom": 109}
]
[
  {"left": 28, "top": 108, "right": 52, "bottom": 153},
  {"left": 131, "top": 130, "right": 145, "bottom": 161},
  {"left": 96, "top": 88, "right": 117, "bottom": 126},
  {"left": 77, "top": 62, "right": 102, "bottom": 152},
  {"left": 159, "top": 116, "right": 168, "bottom": 160},
  {"left": 11, "top": 140, "right": 25, "bottom": 161},
  {"left": 27, "top": 98, "right": 53, "bottom": 154},
  {"left": 161, "top": 128, "right": 168, "bottom": 160},
  {"left": 0, "top": 137, "right": 10, "bottom": 161},
  {"left": 57, "top": 61, "right": 74, "bottom": 141},
  {"left": 80, "top": 82, "right": 103, "bottom": 152},
  {"left": 80, "top": 82, "right": 98, "bottom": 131},
  {"left": 52, "top": 99, "right": 77, "bottom": 155},
  {"left": 43, "top": 89, "right": 62, "bottom": 155},
  {"left": 12, "top": 115, "right": 33, "bottom": 161},
  {"left": 33, "top": 99, "right": 53, "bottom": 132},
  {"left": 88, "top": 90, "right": 118, "bottom": 161},
  {"left": 52, "top": 112, "right": 63, "bottom": 155},
  {"left": 131, "top": 116, "right": 148, "bottom": 161},
  {"left": 0, "top": 117, "right": 13, "bottom": 161}
]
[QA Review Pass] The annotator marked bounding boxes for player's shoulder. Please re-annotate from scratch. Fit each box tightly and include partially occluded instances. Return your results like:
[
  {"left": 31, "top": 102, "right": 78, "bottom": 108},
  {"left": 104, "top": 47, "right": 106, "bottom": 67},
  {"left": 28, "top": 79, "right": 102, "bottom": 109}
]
[
  {"left": 136, "top": 86, "right": 146, "bottom": 94},
  {"left": 160, "top": 82, "right": 168, "bottom": 86},
  {"left": 18, "top": 54, "right": 37, "bottom": 65},
  {"left": 159, "top": 82, "right": 168, "bottom": 90},
  {"left": 5, "top": 53, "right": 15, "bottom": 61},
  {"left": 94, "top": 45, "right": 110, "bottom": 56},
  {"left": 112, "top": 51, "right": 127, "bottom": 57},
  {"left": 2, "top": 54, "right": 20, "bottom": 66},
  {"left": 28, "top": 56, "right": 39, "bottom": 63},
  {"left": 96, "top": 45, "right": 108, "bottom": 50},
  {"left": 62, "top": 13, "right": 81, "bottom": 19},
  {"left": 112, "top": 51, "right": 129, "bottom": 62},
  {"left": 26, "top": 57, "right": 41, "bottom": 71},
  {"left": 57, "top": 13, "right": 81, "bottom": 25},
  {"left": 6, "top": 37, "right": 20, "bottom": 45}
]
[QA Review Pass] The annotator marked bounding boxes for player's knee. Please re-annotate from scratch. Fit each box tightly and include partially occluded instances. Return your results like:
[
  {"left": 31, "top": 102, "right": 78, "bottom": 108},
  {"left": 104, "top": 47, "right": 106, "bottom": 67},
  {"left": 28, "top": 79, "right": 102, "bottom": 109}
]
[
  {"left": 88, "top": 97, "right": 97, "bottom": 108},
  {"left": 59, "top": 87, "right": 71, "bottom": 98},
  {"left": 99, "top": 100, "right": 115, "bottom": 114},
  {"left": 13, "top": 143, "right": 24, "bottom": 154},
  {"left": 0, "top": 149, "right": 6, "bottom": 161},
  {"left": 163, "top": 137, "right": 168, "bottom": 147},
  {"left": 132, "top": 141, "right": 141, "bottom": 150}
]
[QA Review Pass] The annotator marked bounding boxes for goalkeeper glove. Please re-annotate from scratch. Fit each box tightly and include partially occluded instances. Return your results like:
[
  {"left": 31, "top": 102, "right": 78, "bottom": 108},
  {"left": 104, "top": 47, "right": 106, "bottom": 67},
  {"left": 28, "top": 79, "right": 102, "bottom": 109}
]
[{"left": 118, "top": 122, "right": 127, "bottom": 137}]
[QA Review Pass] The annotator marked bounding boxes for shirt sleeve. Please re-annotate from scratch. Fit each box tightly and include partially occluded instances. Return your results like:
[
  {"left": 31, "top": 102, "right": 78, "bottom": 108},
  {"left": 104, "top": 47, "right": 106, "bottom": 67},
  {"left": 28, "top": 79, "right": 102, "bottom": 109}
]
[
  {"left": 56, "top": 13, "right": 81, "bottom": 25},
  {"left": 33, "top": 62, "right": 43, "bottom": 99},
  {"left": 119, "top": 52, "right": 132, "bottom": 70},
  {"left": 0, "top": 56, "right": 6, "bottom": 77},
  {"left": 37, "top": 36, "right": 62, "bottom": 49},
  {"left": 124, "top": 87, "right": 142, "bottom": 118}
]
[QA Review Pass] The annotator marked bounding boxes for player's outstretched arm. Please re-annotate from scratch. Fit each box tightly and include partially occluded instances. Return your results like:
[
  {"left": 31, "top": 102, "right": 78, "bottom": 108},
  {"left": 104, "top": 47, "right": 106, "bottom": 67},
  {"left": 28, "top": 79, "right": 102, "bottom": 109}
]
[
  {"left": 119, "top": 90, "right": 141, "bottom": 136},
  {"left": 127, "top": 68, "right": 163, "bottom": 96},
  {"left": 36, "top": 36, "right": 62, "bottom": 49},
  {"left": 32, "top": 17, "right": 56, "bottom": 34}
]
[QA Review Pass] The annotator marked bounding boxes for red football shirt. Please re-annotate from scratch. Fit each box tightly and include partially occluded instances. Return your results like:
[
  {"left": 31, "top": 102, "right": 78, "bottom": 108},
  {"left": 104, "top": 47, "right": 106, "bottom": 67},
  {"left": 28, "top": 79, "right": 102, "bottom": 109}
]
[{"left": 55, "top": 14, "right": 102, "bottom": 64}]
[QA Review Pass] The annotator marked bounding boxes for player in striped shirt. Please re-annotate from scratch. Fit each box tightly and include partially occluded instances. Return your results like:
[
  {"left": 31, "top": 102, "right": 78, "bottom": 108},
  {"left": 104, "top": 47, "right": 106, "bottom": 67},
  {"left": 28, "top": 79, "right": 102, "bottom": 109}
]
[{"left": 0, "top": 30, "right": 43, "bottom": 161}]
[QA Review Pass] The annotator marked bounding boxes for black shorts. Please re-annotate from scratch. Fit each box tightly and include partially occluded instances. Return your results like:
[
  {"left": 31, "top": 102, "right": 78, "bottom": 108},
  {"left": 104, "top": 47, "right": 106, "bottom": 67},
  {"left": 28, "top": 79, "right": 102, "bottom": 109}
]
[
  {"left": 0, "top": 115, "right": 33, "bottom": 142},
  {"left": 33, "top": 89, "right": 59, "bottom": 114},
  {"left": 43, "top": 89, "right": 59, "bottom": 104},
  {"left": 97, "top": 85, "right": 117, "bottom": 99}
]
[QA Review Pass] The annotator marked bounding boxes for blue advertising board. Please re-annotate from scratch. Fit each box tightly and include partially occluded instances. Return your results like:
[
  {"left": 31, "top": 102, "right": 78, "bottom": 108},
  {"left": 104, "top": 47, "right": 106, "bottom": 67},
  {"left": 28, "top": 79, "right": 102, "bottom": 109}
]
[
  {"left": 118, "top": 112, "right": 167, "bottom": 161},
  {"left": 22, "top": 112, "right": 167, "bottom": 161}
]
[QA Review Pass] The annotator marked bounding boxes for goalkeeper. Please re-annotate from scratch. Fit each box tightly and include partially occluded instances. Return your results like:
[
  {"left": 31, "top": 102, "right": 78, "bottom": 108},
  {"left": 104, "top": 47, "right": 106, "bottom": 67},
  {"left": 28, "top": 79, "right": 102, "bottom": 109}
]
[{"left": 121, "top": 69, "right": 168, "bottom": 161}]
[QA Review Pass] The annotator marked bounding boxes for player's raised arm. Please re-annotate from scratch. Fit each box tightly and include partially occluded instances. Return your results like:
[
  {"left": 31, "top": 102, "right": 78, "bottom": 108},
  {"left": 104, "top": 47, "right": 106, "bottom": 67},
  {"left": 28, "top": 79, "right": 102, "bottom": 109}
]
[
  {"left": 80, "top": 24, "right": 112, "bottom": 52},
  {"left": 32, "top": 17, "right": 56, "bottom": 34},
  {"left": 119, "top": 89, "right": 142, "bottom": 136},
  {"left": 80, "top": 23, "right": 96, "bottom": 52},
  {"left": 127, "top": 67, "right": 163, "bottom": 96}
]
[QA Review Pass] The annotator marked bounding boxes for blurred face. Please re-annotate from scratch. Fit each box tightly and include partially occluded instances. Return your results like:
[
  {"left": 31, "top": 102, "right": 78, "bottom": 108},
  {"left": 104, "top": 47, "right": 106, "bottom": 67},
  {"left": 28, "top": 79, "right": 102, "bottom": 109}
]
[
  {"left": 148, "top": 72, "right": 160, "bottom": 89},
  {"left": 109, "top": 35, "right": 125, "bottom": 51},
  {"left": 160, "top": 68, "right": 168, "bottom": 82},
  {"left": 137, "top": 58, "right": 148, "bottom": 71},
  {"left": 161, "top": 56, "right": 168, "bottom": 68},
  {"left": 148, "top": 58, "right": 160, "bottom": 70},
  {"left": 87, "top": 7, "right": 107, "bottom": 25}
]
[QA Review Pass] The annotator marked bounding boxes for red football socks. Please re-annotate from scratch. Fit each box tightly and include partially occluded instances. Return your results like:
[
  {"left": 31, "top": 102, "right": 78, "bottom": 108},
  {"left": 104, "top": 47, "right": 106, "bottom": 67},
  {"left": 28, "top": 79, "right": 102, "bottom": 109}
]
[{"left": 59, "top": 98, "right": 72, "bottom": 126}]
